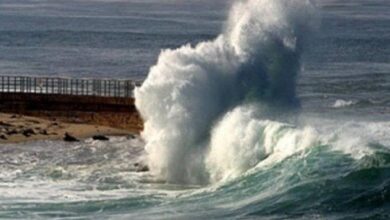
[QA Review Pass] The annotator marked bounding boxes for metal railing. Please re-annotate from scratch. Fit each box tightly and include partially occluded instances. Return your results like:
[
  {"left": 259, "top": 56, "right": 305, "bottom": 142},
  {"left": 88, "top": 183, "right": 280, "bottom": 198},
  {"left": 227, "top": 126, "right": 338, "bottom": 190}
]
[{"left": 0, "top": 76, "right": 141, "bottom": 98}]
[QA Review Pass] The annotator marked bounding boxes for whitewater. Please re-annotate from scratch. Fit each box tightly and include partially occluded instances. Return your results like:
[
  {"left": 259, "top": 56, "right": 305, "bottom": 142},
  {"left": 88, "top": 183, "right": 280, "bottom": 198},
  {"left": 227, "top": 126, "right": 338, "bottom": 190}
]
[
  {"left": 135, "top": 0, "right": 315, "bottom": 184},
  {"left": 133, "top": 0, "right": 390, "bottom": 217},
  {"left": 1, "top": 0, "right": 390, "bottom": 219},
  {"left": 135, "top": 0, "right": 389, "bottom": 185}
]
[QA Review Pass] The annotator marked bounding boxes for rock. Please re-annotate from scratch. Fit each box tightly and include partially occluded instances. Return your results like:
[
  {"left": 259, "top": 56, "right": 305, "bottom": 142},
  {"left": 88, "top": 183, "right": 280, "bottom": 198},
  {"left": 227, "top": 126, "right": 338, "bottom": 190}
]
[
  {"left": 0, "top": 134, "right": 7, "bottom": 140},
  {"left": 0, "top": 121, "right": 12, "bottom": 127},
  {"left": 127, "top": 134, "right": 136, "bottom": 139},
  {"left": 92, "top": 135, "right": 109, "bottom": 141},
  {"left": 134, "top": 162, "right": 149, "bottom": 172},
  {"left": 6, "top": 129, "right": 18, "bottom": 136},
  {"left": 26, "top": 119, "right": 40, "bottom": 124},
  {"left": 22, "top": 128, "right": 35, "bottom": 137},
  {"left": 137, "top": 165, "right": 149, "bottom": 172},
  {"left": 63, "top": 132, "right": 79, "bottom": 142},
  {"left": 40, "top": 129, "right": 48, "bottom": 135},
  {"left": 49, "top": 122, "right": 59, "bottom": 128}
]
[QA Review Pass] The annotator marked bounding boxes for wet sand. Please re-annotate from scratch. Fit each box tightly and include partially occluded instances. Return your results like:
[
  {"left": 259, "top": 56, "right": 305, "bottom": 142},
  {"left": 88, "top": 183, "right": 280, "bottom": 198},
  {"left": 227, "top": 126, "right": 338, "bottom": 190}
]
[{"left": 0, "top": 113, "right": 134, "bottom": 144}]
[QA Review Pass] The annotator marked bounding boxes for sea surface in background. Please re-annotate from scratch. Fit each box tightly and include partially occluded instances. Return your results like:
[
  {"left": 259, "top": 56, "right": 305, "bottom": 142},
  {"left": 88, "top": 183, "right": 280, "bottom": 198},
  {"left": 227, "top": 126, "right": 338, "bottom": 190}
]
[
  {"left": 0, "top": 0, "right": 389, "bottom": 118},
  {"left": 0, "top": 0, "right": 229, "bottom": 79},
  {"left": 0, "top": 0, "right": 389, "bottom": 219}
]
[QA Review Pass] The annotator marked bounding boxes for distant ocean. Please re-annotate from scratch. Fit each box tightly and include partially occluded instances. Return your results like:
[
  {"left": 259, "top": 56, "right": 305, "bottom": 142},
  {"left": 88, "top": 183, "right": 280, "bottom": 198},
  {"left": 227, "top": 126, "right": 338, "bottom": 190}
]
[
  {"left": 0, "top": 0, "right": 389, "bottom": 219},
  {"left": 0, "top": 0, "right": 229, "bottom": 79}
]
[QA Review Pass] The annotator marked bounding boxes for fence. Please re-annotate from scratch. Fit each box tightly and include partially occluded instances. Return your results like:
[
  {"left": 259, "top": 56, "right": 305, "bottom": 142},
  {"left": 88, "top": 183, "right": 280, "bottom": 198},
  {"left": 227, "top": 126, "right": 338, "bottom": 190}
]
[{"left": 0, "top": 76, "right": 141, "bottom": 98}]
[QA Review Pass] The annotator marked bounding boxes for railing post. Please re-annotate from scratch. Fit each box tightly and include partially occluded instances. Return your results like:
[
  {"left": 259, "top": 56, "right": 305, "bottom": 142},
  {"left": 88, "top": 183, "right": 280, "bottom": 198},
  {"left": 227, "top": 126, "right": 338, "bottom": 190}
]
[
  {"left": 64, "top": 78, "right": 66, "bottom": 94},
  {"left": 108, "top": 80, "right": 110, "bottom": 97},
  {"left": 6, "top": 76, "right": 9, "bottom": 92},
  {"left": 66, "top": 78, "right": 69, "bottom": 94},
  {"left": 87, "top": 79, "right": 90, "bottom": 96},
  {"left": 96, "top": 79, "right": 98, "bottom": 96},
  {"left": 113, "top": 80, "right": 116, "bottom": 97},
  {"left": 57, "top": 78, "right": 59, "bottom": 94},
  {"left": 51, "top": 78, "right": 53, "bottom": 94},
  {"left": 92, "top": 79, "right": 95, "bottom": 96},
  {"left": 77, "top": 79, "right": 79, "bottom": 95},
  {"left": 99, "top": 79, "right": 101, "bottom": 96},
  {"left": 21, "top": 77, "right": 23, "bottom": 93},
  {"left": 70, "top": 79, "right": 73, "bottom": 95},
  {"left": 116, "top": 81, "right": 119, "bottom": 97},
  {"left": 103, "top": 80, "right": 105, "bottom": 96},
  {"left": 13, "top": 76, "right": 16, "bottom": 93},
  {"left": 81, "top": 79, "right": 84, "bottom": 96}
]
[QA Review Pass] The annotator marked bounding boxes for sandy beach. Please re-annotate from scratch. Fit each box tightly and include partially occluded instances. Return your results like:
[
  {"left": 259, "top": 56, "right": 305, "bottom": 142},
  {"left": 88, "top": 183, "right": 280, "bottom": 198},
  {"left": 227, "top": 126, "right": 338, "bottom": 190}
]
[{"left": 0, "top": 113, "right": 134, "bottom": 144}]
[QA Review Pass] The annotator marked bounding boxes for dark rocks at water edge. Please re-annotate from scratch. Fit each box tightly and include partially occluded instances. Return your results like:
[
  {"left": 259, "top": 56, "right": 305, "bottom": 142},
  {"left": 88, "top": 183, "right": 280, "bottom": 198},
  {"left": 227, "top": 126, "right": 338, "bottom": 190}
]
[
  {"left": 127, "top": 134, "right": 137, "bottom": 139},
  {"left": 6, "top": 129, "right": 18, "bottom": 136},
  {"left": 92, "top": 135, "right": 109, "bottom": 141},
  {"left": 22, "top": 128, "right": 35, "bottom": 137},
  {"left": 134, "top": 162, "right": 149, "bottom": 172},
  {"left": 63, "top": 132, "right": 79, "bottom": 142},
  {"left": 0, "top": 121, "right": 12, "bottom": 127},
  {"left": 2, "top": 127, "right": 48, "bottom": 137},
  {"left": 40, "top": 129, "right": 49, "bottom": 135}
]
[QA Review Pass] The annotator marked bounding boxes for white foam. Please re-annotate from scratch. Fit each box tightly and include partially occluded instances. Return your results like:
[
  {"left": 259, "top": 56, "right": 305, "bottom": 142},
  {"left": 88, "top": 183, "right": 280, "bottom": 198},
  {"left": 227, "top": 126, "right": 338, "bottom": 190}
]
[
  {"left": 135, "top": 0, "right": 315, "bottom": 184},
  {"left": 333, "top": 99, "right": 356, "bottom": 108},
  {"left": 205, "top": 105, "right": 319, "bottom": 182}
]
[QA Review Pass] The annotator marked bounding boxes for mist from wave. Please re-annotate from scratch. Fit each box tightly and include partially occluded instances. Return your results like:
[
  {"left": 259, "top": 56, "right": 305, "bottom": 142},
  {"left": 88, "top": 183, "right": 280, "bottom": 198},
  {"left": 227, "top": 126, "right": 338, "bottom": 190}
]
[{"left": 135, "top": 0, "right": 316, "bottom": 184}]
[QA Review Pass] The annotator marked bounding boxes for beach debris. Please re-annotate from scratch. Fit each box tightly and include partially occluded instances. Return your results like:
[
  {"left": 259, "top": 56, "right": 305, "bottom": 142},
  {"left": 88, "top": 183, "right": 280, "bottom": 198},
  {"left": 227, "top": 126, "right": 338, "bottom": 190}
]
[
  {"left": 63, "top": 132, "right": 79, "bottom": 142},
  {"left": 92, "top": 135, "right": 109, "bottom": 141},
  {"left": 22, "top": 128, "right": 35, "bottom": 137}
]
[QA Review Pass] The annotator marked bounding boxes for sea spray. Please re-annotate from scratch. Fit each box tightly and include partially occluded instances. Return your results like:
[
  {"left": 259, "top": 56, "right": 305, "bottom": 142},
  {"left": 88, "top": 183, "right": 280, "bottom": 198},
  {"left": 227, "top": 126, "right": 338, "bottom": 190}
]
[
  {"left": 135, "top": 0, "right": 316, "bottom": 184},
  {"left": 205, "top": 105, "right": 319, "bottom": 182}
]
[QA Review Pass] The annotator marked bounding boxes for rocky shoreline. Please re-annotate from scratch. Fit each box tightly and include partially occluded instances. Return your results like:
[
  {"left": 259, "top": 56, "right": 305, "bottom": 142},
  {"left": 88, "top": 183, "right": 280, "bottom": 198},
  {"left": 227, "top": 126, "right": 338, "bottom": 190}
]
[{"left": 0, "top": 113, "right": 135, "bottom": 144}]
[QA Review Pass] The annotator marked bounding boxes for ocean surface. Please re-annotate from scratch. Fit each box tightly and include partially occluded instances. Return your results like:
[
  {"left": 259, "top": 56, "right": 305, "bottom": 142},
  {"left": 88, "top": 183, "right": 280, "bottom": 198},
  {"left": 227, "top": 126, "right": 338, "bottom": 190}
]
[{"left": 0, "top": 0, "right": 390, "bottom": 219}]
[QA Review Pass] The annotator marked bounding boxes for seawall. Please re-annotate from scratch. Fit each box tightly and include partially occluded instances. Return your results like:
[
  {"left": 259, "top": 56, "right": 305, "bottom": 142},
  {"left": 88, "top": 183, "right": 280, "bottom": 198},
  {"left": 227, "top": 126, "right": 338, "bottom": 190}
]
[{"left": 0, "top": 92, "right": 143, "bottom": 133}]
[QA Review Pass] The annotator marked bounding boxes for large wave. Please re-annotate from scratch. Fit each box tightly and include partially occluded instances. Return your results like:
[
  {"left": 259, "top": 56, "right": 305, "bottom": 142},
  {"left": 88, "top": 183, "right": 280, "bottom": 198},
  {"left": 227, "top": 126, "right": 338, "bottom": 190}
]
[{"left": 135, "top": 0, "right": 316, "bottom": 184}]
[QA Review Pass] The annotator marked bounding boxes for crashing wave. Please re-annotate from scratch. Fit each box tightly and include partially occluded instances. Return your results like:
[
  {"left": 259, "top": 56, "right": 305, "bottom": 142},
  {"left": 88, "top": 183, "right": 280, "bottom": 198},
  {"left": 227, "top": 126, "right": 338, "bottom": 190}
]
[{"left": 135, "top": 0, "right": 316, "bottom": 184}]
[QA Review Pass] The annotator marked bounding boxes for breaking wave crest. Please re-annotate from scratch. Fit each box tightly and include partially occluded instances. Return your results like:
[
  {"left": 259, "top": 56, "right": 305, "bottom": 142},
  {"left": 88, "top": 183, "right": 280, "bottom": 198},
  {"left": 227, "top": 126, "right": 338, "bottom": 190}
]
[{"left": 135, "top": 0, "right": 317, "bottom": 184}]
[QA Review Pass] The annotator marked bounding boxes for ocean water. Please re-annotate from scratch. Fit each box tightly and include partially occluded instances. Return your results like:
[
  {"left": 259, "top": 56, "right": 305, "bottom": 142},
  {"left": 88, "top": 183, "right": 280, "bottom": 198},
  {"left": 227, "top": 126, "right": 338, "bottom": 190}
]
[{"left": 1, "top": 0, "right": 390, "bottom": 219}]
